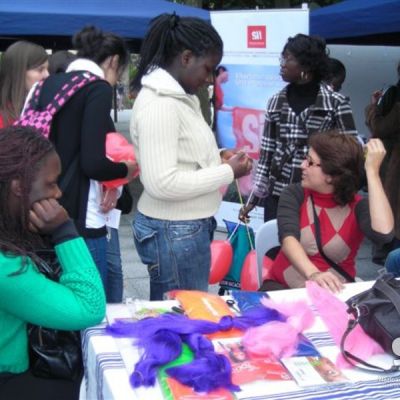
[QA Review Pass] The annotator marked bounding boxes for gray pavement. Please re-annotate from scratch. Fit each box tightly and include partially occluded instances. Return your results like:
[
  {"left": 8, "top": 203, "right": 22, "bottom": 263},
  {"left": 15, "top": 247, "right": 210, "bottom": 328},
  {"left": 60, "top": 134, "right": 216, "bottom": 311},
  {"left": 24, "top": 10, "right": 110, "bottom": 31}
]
[{"left": 115, "top": 110, "right": 383, "bottom": 301}]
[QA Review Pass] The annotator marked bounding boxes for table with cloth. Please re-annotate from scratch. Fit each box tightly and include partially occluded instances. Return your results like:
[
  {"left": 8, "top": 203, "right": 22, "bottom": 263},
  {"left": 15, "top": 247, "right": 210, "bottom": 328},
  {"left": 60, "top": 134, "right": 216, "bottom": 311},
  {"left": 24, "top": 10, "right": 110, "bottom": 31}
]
[{"left": 81, "top": 281, "right": 400, "bottom": 400}]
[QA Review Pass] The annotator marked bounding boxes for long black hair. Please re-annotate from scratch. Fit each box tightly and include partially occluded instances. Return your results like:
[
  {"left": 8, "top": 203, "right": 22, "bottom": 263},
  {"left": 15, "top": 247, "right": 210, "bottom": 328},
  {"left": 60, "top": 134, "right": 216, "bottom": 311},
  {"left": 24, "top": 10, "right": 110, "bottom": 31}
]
[{"left": 132, "top": 13, "right": 223, "bottom": 90}]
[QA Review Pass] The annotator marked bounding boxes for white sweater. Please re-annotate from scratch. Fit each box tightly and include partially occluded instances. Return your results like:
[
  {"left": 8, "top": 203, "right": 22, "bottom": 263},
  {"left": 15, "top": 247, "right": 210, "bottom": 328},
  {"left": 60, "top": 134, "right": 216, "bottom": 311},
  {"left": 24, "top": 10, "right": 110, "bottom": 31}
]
[{"left": 130, "top": 68, "right": 234, "bottom": 221}]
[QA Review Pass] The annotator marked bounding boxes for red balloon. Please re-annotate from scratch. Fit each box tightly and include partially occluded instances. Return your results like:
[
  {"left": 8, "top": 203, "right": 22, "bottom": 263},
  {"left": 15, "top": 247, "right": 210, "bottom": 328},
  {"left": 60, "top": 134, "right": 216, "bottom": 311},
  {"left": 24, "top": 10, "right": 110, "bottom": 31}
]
[
  {"left": 240, "top": 251, "right": 274, "bottom": 291},
  {"left": 209, "top": 240, "right": 233, "bottom": 284},
  {"left": 103, "top": 132, "right": 139, "bottom": 189}
]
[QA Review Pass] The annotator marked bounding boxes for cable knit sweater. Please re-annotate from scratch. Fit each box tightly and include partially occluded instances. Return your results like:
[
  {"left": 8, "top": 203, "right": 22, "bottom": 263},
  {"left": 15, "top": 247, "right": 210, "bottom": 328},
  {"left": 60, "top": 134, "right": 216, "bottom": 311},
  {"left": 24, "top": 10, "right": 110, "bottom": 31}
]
[
  {"left": 0, "top": 221, "right": 105, "bottom": 374},
  {"left": 130, "top": 68, "right": 234, "bottom": 221}
]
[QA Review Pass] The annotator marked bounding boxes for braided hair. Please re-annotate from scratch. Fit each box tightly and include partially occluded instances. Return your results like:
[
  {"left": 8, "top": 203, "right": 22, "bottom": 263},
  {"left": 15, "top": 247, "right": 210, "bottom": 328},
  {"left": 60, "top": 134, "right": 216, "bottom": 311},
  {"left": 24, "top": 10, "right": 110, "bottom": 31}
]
[
  {"left": 132, "top": 13, "right": 223, "bottom": 90},
  {"left": 0, "top": 126, "right": 54, "bottom": 260}
]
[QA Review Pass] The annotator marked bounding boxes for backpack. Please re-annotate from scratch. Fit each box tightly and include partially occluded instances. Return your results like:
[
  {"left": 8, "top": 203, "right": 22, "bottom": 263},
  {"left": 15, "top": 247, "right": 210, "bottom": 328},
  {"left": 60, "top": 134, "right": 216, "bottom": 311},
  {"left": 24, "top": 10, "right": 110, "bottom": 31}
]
[{"left": 16, "top": 71, "right": 101, "bottom": 138}]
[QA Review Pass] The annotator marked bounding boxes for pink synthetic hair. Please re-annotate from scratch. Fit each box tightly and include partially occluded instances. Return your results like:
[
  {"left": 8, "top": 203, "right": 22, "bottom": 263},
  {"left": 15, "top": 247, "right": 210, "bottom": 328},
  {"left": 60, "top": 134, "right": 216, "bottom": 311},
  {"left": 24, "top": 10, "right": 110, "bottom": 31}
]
[
  {"left": 242, "top": 299, "right": 315, "bottom": 358},
  {"left": 306, "top": 281, "right": 384, "bottom": 368}
]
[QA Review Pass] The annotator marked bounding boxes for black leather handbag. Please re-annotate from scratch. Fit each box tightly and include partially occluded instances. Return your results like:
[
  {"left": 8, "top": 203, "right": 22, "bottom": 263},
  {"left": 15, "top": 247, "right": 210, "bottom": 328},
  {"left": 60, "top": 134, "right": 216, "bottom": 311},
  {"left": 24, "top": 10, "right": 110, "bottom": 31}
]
[
  {"left": 28, "top": 249, "right": 83, "bottom": 380},
  {"left": 341, "top": 274, "right": 400, "bottom": 372}
]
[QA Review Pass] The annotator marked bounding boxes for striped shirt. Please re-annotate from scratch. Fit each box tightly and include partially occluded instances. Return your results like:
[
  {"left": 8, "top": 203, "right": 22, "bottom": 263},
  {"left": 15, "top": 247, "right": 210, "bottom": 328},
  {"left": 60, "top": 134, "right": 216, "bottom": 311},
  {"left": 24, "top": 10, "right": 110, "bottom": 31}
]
[{"left": 254, "top": 83, "right": 357, "bottom": 198}]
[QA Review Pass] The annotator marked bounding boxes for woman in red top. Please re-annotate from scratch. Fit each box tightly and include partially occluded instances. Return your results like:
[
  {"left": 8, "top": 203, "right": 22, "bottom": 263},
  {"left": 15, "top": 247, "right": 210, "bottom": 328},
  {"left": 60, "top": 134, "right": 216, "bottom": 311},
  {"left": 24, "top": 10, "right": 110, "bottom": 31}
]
[
  {"left": 268, "top": 131, "right": 394, "bottom": 293},
  {"left": 0, "top": 41, "right": 49, "bottom": 128}
]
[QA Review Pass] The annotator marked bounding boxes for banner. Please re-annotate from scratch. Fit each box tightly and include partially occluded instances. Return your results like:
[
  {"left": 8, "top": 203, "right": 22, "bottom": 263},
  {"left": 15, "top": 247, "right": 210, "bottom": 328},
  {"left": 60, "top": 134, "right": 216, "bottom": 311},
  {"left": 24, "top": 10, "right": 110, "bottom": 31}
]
[{"left": 211, "top": 8, "right": 309, "bottom": 231}]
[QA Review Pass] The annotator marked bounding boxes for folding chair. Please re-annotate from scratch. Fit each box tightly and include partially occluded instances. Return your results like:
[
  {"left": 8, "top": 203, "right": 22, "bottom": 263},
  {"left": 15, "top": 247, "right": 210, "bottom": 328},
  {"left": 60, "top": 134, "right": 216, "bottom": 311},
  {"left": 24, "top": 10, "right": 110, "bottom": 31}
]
[
  {"left": 254, "top": 219, "right": 280, "bottom": 287},
  {"left": 240, "top": 219, "right": 280, "bottom": 290}
]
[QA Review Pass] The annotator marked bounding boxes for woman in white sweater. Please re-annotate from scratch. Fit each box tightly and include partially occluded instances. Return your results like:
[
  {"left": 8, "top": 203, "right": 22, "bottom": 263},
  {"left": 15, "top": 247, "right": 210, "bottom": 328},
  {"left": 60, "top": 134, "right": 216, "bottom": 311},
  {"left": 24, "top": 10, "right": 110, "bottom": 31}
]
[{"left": 130, "top": 13, "right": 252, "bottom": 300}]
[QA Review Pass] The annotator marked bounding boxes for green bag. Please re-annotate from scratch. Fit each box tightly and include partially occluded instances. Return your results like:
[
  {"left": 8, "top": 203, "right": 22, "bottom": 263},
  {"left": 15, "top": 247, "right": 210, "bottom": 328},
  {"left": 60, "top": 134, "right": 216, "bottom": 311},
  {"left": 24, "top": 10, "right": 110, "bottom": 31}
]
[{"left": 219, "top": 220, "right": 254, "bottom": 291}]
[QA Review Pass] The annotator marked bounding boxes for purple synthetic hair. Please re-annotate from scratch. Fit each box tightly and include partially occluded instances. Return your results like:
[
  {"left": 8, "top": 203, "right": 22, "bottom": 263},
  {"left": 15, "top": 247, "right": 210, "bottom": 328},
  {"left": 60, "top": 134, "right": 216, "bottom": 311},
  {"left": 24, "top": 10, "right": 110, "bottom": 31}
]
[
  {"left": 130, "top": 329, "right": 182, "bottom": 387},
  {"left": 107, "top": 306, "right": 283, "bottom": 392},
  {"left": 108, "top": 306, "right": 284, "bottom": 339},
  {"left": 168, "top": 333, "right": 239, "bottom": 392}
]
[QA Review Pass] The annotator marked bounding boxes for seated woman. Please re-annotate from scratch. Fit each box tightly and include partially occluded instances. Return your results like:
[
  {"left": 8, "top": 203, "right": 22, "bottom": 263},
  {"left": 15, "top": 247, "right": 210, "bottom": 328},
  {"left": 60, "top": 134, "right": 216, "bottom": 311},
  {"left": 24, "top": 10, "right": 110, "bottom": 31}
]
[
  {"left": 266, "top": 131, "right": 394, "bottom": 293},
  {"left": 0, "top": 126, "right": 105, "bottom": 399}
]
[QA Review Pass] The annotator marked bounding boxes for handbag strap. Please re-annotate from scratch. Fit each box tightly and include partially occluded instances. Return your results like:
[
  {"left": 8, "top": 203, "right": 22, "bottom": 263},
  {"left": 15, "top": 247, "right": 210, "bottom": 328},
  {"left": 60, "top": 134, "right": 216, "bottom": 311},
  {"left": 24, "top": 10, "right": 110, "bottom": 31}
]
[
  {"left": 340, "top": 316, "right": 400, "bottom": 373},
  {"left": 374, "top": 278, "right": 400, "bottom": 316},
  {"left": 310, "top": 195, "right": 355, "bottom": 282}
]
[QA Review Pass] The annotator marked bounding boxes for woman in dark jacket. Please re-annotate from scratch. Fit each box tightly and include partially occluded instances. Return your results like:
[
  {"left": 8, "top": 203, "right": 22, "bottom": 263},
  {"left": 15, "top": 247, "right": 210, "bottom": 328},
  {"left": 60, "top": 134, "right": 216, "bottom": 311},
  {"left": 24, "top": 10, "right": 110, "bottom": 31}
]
[
  {"left": 240, "top": 34, "right": 357, "bottom": 223},
  {"left": 365, "top": 62, "right": 400, "bottom": 249},
  {"left": 36, "top": 26, "right": 137, "bottom": 289}
]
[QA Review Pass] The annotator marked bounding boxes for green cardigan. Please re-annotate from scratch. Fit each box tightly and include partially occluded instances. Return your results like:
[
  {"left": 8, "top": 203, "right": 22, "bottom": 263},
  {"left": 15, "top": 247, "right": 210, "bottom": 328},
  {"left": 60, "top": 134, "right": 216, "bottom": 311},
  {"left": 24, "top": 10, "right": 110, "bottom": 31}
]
[{"left": 0, "top": 236, "right": 105, "bottom": 374}]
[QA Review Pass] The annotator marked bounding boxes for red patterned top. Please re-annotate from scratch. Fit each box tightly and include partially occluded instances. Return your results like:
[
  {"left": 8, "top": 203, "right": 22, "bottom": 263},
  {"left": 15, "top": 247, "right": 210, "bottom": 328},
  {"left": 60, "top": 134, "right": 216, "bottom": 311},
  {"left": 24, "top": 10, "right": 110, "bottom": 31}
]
[{"left": 270, "top": 185, "right": 376, "bottom": 288}]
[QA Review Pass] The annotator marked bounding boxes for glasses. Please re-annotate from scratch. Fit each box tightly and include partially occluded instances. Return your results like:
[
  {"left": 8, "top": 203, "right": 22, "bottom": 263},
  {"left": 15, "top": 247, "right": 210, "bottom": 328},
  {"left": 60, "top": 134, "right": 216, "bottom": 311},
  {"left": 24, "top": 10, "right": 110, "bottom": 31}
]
[{"left": 305, "top": 154, "right": 321, "bottom": 167}]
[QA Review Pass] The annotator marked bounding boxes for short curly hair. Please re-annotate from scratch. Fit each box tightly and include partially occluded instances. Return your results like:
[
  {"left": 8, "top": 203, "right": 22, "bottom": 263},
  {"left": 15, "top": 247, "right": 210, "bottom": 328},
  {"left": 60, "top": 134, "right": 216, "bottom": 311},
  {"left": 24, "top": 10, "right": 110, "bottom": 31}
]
[
  {"left": 308, "top": 131, "right": 364, "bottom": 206},
  {"left": 283, "top": 34, "right": 329, "bottom": 83}
]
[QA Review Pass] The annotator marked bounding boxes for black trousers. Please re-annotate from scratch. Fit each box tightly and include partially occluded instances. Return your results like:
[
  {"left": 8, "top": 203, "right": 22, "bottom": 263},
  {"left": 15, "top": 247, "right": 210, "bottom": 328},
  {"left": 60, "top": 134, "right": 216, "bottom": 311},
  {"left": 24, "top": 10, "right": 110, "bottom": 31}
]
[
  {"left": 263, "top": 195, "right": 280, "bottom": 222},
  {"left": 0, "top": 370, "right": 81, "bottom": 400}
]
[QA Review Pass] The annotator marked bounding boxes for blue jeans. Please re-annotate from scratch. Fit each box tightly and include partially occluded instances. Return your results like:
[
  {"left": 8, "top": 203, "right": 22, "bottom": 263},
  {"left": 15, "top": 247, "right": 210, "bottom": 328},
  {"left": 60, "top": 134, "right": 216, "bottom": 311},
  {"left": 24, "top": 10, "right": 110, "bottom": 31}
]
[
  {"left": 385, "top": 247, "right": 400, "bottom": 277},
  {"left": 132, "top": 212, "right": 216, "bottom": 300},
  {"left": 85, "top": 236, "right": 108, "bottom": 289},
  {"left": 106, "top": 227, "right": 124, "bottom": 303}
]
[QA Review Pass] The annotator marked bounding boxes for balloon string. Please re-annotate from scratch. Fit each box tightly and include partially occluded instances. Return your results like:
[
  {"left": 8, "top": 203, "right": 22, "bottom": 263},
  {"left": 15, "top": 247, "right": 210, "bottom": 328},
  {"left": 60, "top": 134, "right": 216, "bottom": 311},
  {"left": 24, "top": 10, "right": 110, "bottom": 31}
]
[
  {"left": 235, "top": 179, "right": 254, "bottom": 250},
  {"left": 227, "top": 222, "right": 240, "bottom": 242}
]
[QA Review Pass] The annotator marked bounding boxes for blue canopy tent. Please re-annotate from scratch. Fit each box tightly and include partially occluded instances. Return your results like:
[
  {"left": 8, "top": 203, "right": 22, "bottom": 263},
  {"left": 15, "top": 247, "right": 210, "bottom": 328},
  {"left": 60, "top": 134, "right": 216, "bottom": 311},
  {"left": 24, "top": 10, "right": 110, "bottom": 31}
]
[
  {"left": 0, "top": 0, "right": 210, "bottom": 50},
  {"left": 310, "top": 0, "right": 400, "bottom": 45}
]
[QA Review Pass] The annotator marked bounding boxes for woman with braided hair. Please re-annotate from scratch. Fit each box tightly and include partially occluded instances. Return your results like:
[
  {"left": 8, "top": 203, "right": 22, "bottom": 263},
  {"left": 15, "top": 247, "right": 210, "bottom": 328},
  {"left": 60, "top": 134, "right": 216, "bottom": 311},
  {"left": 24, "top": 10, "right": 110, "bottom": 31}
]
[
  {"left": 34, "top": 26, "right": 137, "bottom": 301},
  {"left": 0, "top": 126, "right": 105, "bottom": 399},
  {"left": 130, "top": 13, "right": 252, "bottom": 300}
]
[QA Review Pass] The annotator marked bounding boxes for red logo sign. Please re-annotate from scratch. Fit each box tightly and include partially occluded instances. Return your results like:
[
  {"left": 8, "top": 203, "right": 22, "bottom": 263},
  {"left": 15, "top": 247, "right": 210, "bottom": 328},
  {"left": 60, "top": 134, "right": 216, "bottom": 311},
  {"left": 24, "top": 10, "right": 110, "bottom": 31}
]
[{"left": 247, "top": 26, "right": 266, "bottom": 48}]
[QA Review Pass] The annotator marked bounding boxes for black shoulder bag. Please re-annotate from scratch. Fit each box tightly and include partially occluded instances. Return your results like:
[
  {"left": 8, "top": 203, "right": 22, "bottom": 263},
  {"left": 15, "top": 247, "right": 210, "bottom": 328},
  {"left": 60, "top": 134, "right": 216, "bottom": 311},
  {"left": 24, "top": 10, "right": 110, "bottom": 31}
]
[
  {"left": 340, "top": 274, "right": 400, "bottom": 373},
  {"left": 28, "top": 249, "right": 83, "bottom": 381},
  {"left": 310, "top": 195, "right": 355, "bottom": 283},
  {"left": 27, "top": 154, "right": 83, "bottom": 381}
]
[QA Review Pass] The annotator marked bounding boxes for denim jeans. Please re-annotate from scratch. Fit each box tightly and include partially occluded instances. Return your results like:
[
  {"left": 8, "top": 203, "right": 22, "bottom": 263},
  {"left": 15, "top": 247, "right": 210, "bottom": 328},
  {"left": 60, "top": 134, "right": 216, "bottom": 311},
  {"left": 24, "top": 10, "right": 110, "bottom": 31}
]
[
  {"left": 385, "top": 247, "right": 400, "bottom": 277},
  {"left": 132, "top": 212, "right": 216, "bottom": 300},
  {"left": 106, "top": 227, "right": 124, "bottom": 303},
  {"left": 85, "top": 235, "right": 108, "bottom": 289}
]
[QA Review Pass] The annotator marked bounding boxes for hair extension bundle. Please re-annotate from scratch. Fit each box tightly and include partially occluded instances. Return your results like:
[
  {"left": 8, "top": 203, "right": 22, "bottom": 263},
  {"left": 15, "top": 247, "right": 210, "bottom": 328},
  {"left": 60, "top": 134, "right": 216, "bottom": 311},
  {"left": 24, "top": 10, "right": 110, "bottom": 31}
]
[
  {"left": 242, "top": 298, "right": 315, "bottom": 359},
  {"left": 167, "top": 333, "right": 240, "bottom": 393},
  {"left": 107, "top": 305, "right": 283, "bottom": 392},
  {"left": 306, "top": 281, "right": 383, "bottom": 368}
]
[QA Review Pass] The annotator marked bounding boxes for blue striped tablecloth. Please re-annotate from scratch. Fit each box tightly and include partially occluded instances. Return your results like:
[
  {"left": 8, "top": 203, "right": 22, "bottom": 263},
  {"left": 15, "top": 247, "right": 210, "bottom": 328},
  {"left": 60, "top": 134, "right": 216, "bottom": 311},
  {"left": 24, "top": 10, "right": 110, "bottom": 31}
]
[{"left": 81, "top": 282, "right": 400, "bottom": 400}]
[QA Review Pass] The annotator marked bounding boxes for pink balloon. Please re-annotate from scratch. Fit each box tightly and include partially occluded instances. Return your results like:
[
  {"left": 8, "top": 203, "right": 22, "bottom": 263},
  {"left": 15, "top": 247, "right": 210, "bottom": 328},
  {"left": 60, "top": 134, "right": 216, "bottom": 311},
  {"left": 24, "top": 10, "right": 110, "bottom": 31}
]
[
  {"left": 209, "top": 240, "right": 233, "bottom": 284},
  {"left": 240, "top": 251, "right": 274, "bottom": 291},
  {"left": 103, "top": 132, "right": 139, "bottom": 189}
]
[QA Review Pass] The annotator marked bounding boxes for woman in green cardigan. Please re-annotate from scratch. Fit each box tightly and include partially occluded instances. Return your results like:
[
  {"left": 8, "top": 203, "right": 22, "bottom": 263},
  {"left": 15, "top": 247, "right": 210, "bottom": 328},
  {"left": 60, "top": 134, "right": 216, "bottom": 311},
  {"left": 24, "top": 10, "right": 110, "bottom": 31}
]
[{"left": 0, "top": 126, "right": 105, "bottom": 399}]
